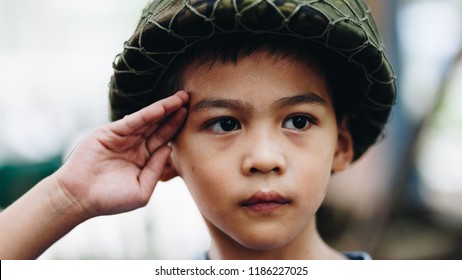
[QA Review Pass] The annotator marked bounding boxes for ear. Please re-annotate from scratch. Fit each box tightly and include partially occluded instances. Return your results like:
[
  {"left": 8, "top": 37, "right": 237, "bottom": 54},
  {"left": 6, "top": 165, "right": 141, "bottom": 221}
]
[
  {"left": 332, "top": 117, "right": 354, "bottom": 172},
  {"left": 160, "top": 157, "right": 180, "bottom": 181}
]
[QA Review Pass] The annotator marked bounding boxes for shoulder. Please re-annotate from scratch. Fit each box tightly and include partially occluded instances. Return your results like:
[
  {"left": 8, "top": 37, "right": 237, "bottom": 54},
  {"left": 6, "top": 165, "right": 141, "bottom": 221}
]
[
  {"left": 198, "top": 251, "right": 372, "bottom": 260},
  {"left": 343, "top": 251, "right": 372, "bottom": 260}
]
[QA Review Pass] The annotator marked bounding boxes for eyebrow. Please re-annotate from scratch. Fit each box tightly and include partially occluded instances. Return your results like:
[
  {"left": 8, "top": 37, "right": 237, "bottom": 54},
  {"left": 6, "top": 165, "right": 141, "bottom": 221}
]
[
  {"left": 190, "top": 92, "right": 327, "bottom": 113},
  {"left": 273, "top": 93, "right": 327, "bottom": 110},
  {"left": 191, "top": 98, "right": 250, "bottom": 113}
]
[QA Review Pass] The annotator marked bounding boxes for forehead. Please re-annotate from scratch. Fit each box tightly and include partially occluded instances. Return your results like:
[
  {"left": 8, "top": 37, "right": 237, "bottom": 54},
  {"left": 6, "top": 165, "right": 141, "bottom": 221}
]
[{"left": 182, "top": 51, "right": 331, "bottom": 107}]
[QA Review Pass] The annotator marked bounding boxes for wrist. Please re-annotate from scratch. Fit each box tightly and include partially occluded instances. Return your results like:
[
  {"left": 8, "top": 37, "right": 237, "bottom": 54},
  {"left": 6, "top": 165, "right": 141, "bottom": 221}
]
[
  {"left": 0, "top": 174, "right": 90, "bottom": 259},
  {"left": 45, "top": 174, "right": 91, "bottom": 225}
]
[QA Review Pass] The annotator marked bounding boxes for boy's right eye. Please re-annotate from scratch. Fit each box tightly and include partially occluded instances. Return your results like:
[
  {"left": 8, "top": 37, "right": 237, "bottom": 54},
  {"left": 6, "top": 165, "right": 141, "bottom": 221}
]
[{"left": 206, "top": 117, "right": 241, "bottom": 133}]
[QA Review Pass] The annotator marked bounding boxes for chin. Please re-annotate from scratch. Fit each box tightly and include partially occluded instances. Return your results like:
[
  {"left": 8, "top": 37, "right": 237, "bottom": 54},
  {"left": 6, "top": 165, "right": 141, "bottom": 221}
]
[{"left": 234, "top": 231, "right": 294, "bottom": 251}]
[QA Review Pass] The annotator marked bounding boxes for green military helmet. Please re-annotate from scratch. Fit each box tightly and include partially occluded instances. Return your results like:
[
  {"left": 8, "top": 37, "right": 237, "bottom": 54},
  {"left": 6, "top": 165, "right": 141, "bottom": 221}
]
[{"left": 109, "top": 0, "right": 396, "bottom": 160}]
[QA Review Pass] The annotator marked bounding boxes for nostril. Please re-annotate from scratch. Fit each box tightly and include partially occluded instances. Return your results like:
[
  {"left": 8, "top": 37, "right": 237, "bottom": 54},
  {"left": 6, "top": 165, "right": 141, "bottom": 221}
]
[{"left": 250, "top": 167, "right": 281, "bottom": 174}]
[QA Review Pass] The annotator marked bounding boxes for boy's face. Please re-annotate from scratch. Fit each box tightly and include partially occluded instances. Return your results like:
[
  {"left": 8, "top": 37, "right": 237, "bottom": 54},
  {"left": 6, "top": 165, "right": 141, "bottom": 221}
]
[{"left": 168, "top": 51, "right": 353, "bottom": 252}]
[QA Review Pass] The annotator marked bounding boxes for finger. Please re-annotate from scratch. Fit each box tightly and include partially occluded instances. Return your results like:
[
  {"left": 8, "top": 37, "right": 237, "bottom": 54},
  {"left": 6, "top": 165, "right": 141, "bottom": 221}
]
[
  {"left": 109, "top": 91, "right": 189, "bottom": 136},
  {"left": 146, "top": 107, "right": 188, "bottom": 153},
  {"left": 138, "top": 145, "right": 172, "bottom": 197},
  {"left": 132, "top": 91, "right": 189, "bottom": 138}
]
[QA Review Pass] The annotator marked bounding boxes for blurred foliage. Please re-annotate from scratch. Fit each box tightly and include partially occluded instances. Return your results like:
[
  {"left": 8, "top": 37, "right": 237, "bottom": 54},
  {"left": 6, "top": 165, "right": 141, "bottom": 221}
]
[{"left": 0, "top": 156, "right": 61, "bottom": 208}]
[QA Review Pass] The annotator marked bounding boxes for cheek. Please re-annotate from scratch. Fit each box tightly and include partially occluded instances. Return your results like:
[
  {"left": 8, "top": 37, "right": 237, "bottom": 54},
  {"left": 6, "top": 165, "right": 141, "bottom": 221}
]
[
  {"left": 296, "top": 162, "right": 330, "bottom": 206},
  {"left": 289, "top": 135, "right": 336, "bottom": 208},
  {"left": 314, "top": 127, "right": 339, "bottom": 171},
  {"left": 171, "top": 134, "right": 229, "bottom": 202}
]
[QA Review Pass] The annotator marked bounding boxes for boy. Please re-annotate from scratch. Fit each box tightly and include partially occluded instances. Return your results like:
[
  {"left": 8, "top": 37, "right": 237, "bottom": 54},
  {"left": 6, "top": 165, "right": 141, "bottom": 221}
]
[{"left": 0, "top": 0, "right": 395, "bottom": 259}]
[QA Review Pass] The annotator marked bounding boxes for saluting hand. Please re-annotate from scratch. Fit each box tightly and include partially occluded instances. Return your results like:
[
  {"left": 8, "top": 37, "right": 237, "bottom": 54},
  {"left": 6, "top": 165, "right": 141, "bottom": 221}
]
[{"left": 54, "top": 91, "right": 189, "bottom": 219}]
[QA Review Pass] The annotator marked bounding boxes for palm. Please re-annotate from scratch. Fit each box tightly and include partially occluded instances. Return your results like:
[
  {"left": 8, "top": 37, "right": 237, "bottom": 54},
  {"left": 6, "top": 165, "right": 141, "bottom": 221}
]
[{"left": 55, "top": 92, "right": 189, "bottom": 218}]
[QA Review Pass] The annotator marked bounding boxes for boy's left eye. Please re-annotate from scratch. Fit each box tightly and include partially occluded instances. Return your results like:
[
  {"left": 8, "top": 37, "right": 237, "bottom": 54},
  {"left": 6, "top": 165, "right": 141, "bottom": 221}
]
[{"left": 282, "top": 115, "right": 313, "bottom": 130}]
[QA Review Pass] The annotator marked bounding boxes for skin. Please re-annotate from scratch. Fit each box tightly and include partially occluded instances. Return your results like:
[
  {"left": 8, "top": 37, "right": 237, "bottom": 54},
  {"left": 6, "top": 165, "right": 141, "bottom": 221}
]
[
  {"left": 165, "top": 51, "right": 354, "bottom": 259},
  {"left": 0, "top": 91, "right": 189, "bottom": 259},
  {"left": 0, "top": 50, "right": 353, "bottom": 260}
]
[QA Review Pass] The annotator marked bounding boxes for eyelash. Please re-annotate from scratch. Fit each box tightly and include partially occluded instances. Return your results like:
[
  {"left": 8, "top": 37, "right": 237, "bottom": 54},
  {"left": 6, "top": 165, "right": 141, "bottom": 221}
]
[
  {"left": 205, "top": 117, "right": 241, "bottom": 134},
  {"left": 282, "top": 114, "right": 317, "bottom": 131},
  {"left": 205, "top": 114, "right": 317, "bottom": 134}
]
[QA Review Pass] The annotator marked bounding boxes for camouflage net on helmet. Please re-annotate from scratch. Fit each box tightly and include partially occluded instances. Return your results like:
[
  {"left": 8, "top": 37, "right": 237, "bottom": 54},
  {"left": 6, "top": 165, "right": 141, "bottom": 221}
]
[{"left": 110, "top": 0, "right": 396, "bottom": 159}]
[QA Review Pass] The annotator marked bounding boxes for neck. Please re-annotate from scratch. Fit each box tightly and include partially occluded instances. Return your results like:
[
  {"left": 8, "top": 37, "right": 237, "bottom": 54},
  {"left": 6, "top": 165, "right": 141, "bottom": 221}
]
[{"left": 206, "top": 217, "right": 345, "bottom": 260}]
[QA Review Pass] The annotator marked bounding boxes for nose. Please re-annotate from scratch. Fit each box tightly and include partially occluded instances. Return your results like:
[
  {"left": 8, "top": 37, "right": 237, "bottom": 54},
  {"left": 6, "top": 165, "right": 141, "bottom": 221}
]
[{"left": 241, "top": 130, "right": 287, "bottom": 176}]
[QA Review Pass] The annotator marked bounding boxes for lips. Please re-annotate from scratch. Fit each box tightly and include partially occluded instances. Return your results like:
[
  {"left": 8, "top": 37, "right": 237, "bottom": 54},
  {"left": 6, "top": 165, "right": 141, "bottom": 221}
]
[{"left": 240, "top": 191, "right": 291, "bottom": 212}]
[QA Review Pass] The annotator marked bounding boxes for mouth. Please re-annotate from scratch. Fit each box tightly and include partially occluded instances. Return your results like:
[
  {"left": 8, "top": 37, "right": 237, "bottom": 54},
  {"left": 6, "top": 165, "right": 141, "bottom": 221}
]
[{"left": 240, "top": 190, "right": 291, "bottom": 212}]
